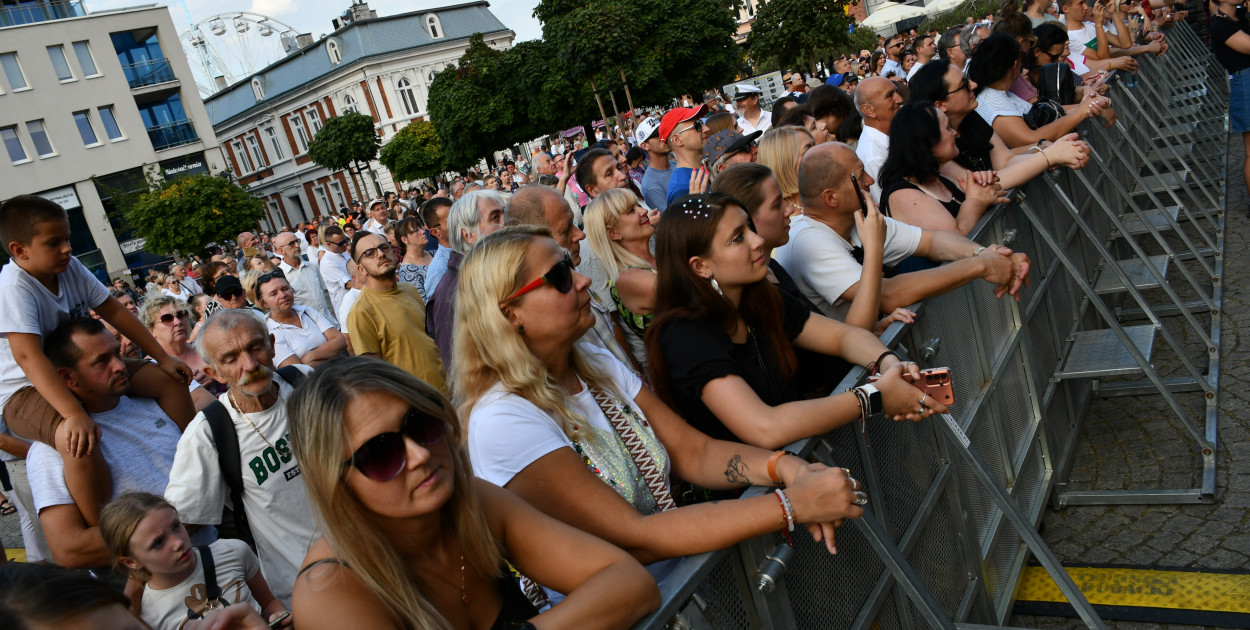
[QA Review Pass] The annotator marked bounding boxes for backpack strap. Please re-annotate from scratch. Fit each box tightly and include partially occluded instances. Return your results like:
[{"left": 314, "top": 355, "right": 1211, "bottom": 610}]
[
  {"left": 203, "top": 401, "right": 254, "bottom": 549},
  {"left": 199, "top": 545, "right": 221, "bottom": 602},
  {"left": 275, "top": 365, "right": 307, "bottom": 390}
]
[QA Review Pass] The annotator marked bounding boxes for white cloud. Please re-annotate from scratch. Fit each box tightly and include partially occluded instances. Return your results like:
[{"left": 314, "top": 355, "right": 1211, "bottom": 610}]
[{"left": 247, "top": 0, "right": 296, "bottom": 17}]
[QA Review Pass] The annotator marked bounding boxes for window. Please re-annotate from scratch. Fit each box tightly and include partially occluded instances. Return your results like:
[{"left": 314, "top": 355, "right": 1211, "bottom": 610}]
[
  {"left": 245, "top": 133, "right": 266, "bottom": 169},
  {"left": 231, "top": 139, "right": 254, "bottom": 173},
  {"left": 73, "top": 111, "right": 99, "bottom": 146},
  {"left": 313, "top": 185, "right": 330, "bottom": 214},
  {"left": 329, "top": 180, "right": 345, "bottom": 206},
  {"left": 26, "top": 120, "right": 54, "bottom": 157},
  {"left": 251, "top": 77, "right": 265, "bottom": 101},
  {"left": 425, "top": 14, "right": 443, "bottom": 39},
  {"left": 342, "top": 94, "right": 357, "bottom": 113},
  {"left": 1, "top": 127, "right": 27, "bottom": 163},
  {"left": 1, "top": 53, "right": 28, "bottom": 90},
  {"left": 397, "top": 77, "right": 417, "bottom": 116},
  {"left": 263, "top": 125, "right": 284, "bottom": 160},
  {"left": 290, "top": 115, "right": 309, "bottom": 153},
  {"left": 73, "top": 41, "right": 99, "bottom": 77},
  {"left": 306, "top": 107, "right": 322, "bottom": 135},
  {"left": 327, "top": 39, "right": 342, "bottom": 64},
  {"left": 98, "top": 105, "right": 123, "bottom": 140},
  {"left": 47, "top": 45, "right": 74, "bottom": 81}
]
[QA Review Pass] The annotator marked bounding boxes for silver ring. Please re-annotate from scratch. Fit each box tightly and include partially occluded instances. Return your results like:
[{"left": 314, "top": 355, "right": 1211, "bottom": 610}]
[
  {"left": 841, "top": 467, "right": 853, "bottom": 478},
  {"left": 919, "top": 393, "right": 928, "bottom": 407},
  {"left": 847, "top": 476, "right": 861, "bottom": 491},
  {"left": 853, "top": 490, "right": 869, "bottom": 506}
]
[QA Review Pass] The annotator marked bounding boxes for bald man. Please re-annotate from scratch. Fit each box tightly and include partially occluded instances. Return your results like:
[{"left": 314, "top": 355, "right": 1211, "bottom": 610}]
[
  {"left": 853, "top": 77, "right": 904, "bottom": 203},
  {"left": 774, "top": 142, "right": 1031, "bottom": 327},
  {"left": 274, "top": 231, "right": 335, "bottom": 323}
]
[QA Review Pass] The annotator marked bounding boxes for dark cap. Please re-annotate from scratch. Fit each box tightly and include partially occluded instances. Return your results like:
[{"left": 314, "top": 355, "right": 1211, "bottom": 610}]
[
  {"left": 214, "top": 275, "right": 242, "bottom": 297},
  {"left": 703, "top": 129, "right": 762, "bottom": 167}
]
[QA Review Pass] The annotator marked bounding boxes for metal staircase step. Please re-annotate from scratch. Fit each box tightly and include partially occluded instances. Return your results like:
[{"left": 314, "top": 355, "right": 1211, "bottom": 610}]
[
  {"left": 1093, "top": 255, "right": 1170, "bottom": 294},
  {"left": 1147, "top": 143, "right": 1192, "bottom": 163},
  {"left": 1130, "top": 171, "right": 1188, "bottom": 195},
  {"left": 1111, "top": 206, "right": 1181, "bottom": 237},
  {"left": 1054, "top": 325, "right": 1157, "bottom": 380}
]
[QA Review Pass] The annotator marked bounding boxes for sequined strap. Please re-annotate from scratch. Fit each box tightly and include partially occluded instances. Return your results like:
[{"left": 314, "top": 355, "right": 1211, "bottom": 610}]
[{"left": 589, "top": 388, "right": 677, "bottom": 512}]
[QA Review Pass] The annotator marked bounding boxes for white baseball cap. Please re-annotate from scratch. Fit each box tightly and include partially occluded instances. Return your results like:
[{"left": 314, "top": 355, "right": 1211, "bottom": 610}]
[{"left": 635, "top": 117, "right": 662, "bottom": 145}]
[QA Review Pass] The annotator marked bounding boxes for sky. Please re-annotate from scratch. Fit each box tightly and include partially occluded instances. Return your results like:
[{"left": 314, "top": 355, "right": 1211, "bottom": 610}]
[{"left": 86, "top": 0, "right": 545, "bottom": 91}]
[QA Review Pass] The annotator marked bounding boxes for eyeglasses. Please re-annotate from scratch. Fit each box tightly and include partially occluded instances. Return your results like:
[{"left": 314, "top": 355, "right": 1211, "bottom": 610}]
[
  {"left": 218, "top": 288, "right": 244, "bottom": 301},
  {"left": 159, "top": 310, "right": 189, "bottom": 325},
  {"left": 257, "top": 268, "right": 285, "bottom": 285},
  {"left": 944, "top": 76, "right": 971, "bottom": 97},
  {"left": 673, "top": 119, "right": 704, "bottom": 137},
  {"left": 343, "top": 406, "right": 447, "bottom": 482},
  {"left": 357, "top": 242, "right": 394, "bottom": 262},
  {"left": 326, "top": 238, "right": 348, "bottom": 248},
  {"left": 503, "top": 252, "right": 575, "bottom": 302}
]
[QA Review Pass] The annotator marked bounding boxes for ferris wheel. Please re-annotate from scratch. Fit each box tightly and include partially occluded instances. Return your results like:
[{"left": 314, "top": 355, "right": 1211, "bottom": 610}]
[{"left": 180, "top": 12, "right": 299, "bottom": 97}]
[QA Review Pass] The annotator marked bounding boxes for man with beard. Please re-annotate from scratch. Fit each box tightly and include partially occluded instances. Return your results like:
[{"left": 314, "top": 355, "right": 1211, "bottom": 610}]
[
  {"left": 164, "top": 309, "right": 317, "bottom": 605},
  {"left": 345, "top": 230, "right": 448, "bottom": 392}
]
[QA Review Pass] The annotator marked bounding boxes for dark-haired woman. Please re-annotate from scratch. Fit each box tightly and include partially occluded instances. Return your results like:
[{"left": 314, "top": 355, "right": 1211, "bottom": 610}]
[
  {"left": 395, "top": 217, "right": 433, "bottom": 301},
  {"left": 968, "top": 33, "right": 1108, "bottom": 147},
  {"left": 647, "top": 194, "right": 943, "bottom": 450}
]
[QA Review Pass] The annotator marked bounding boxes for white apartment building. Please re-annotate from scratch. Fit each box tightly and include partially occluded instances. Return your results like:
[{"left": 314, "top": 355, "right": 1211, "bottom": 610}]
[
  {"left": 0, "top": 0, "right": 226, "bottom": 278},
  {"left": 206, "top": 1, "right": 514, "bottom": 229}
]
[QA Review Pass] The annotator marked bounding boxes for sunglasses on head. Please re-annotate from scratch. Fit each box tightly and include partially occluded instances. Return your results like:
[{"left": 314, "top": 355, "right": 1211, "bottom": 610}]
[
  {"left": 257, "top": 268, "right": 285, "bottom": 285},
  {"left": 503, "top": 252, "right": 575, "bottom": 302},
  {"left": 343, "top": 406, "right": 448, "bottom": 482},
  {"left": 159, "top": 310, "right": 189, "bottom": 324},
  {"left": 218, "top": 288, "right": 244, "bottom": 301}
]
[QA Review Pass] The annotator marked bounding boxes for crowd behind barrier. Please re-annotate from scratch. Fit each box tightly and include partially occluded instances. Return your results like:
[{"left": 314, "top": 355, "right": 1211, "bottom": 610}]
[{"left": 630, "top": 19, "right": 1228, "bottom": 629}]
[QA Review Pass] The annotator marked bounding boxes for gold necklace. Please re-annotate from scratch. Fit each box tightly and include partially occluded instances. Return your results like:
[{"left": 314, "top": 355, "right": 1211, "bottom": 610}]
[
  {"left": 228, "top": 388, "right": 275, "bottom": 449},
  {"left": 785, "top": 197, "right": 804, "bottom": 213}
]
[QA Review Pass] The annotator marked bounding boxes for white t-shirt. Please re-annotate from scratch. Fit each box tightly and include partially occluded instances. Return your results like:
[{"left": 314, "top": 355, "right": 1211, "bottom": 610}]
[
  {"left": 0, "top": 258, "right": 109, "bottom": 413},
  {"left": 141, "top": 538, "right": 262, "bottom": 630},
  {"left": 28, "top": 395, "right": 181, "bottom": 513},
  {"left": 856, "top": 126, "right": 891, "bottom": 204},
  {"left": 907, "top": 61, "right": 927, "bottom": 81},
  {"left": 773, "top": 215, "right": 923, "bottom": 321},
  {"left": 318, "top": 251, "right": 352, "bottom": 313},
  {"left": 266, "top": 306, "right": 335, "bottom": 366},
  {"left": 337, "top": 288, "right": 361, "bottom": 336},
  {"left": 164, "top": 366, "right": 317, "bottom": 606},
  {"left": 975, "top": 87, "right": 1034, "bottom": 127},
  {"left": 467, "top": 344, "right": 677, "bottom": 597}
]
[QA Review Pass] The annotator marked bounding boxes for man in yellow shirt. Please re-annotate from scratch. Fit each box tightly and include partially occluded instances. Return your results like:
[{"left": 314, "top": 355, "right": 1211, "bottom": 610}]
[{"left": 345, "top": 232, "right": 447, "bottom": 393}]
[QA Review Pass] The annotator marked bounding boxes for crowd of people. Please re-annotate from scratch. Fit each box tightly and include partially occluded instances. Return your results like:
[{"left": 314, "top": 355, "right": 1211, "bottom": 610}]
[{"left": 0, "top": 0, "right": 1217, "bottom": 626}]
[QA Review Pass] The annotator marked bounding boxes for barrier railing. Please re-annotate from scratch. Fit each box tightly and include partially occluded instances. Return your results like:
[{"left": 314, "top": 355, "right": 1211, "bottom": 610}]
[{"left": 632, "top": 20, "right": 1226, "bottom": 630}]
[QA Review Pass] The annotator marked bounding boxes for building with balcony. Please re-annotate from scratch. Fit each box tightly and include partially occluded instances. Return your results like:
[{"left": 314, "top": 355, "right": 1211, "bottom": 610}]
[
  {"left": 0, "top": 1, "right": 225, "bottom": 278},
  {"left": 205, "top": 1, "right": 513, "bottom": 230}
]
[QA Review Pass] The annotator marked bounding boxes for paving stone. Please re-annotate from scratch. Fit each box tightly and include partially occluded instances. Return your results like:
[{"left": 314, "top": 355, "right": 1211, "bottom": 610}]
[{"left": 1194, "top": 547, "right": 1249, "bottom": 570}]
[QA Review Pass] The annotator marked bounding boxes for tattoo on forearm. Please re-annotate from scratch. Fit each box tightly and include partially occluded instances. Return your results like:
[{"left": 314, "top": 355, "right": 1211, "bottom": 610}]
[{"left": 724, "top": 455, "right": 750, "bottom": 486}]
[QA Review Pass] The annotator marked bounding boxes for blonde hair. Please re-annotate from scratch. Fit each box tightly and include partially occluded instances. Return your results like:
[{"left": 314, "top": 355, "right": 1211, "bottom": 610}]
[
  {"left": 453, "top": 226, "right": 622, "bottom": 443},
  {"left": 240, "top": 269, "right": 262, "bottom": 307},
  {"left": 583, "top": 188, "right": 653, "bottom": 286},
  {"left": 758, "top": 126, "right": 816, "bottom": 198},
  {"left": 287, "top": 357, "right": 501, "bottom": 630},
  {"left": 100, "top": 492, "right": 178, "bottom": 584}
]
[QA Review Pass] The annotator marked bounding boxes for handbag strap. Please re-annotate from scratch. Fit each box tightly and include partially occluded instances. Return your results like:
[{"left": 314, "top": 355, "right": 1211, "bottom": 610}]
[{"left": 589, "top": 388, "right": 677, "bottom": 512}]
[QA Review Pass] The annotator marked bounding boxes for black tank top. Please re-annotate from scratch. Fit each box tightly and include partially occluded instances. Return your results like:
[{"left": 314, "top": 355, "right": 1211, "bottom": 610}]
[{"left": 881, "top": 176, "right": 965, "bottom": 220}]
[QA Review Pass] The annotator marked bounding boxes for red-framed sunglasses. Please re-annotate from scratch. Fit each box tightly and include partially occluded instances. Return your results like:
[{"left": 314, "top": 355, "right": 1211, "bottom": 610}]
[{"left": 502, "top": 252, "right": 575, "bottom": 302}]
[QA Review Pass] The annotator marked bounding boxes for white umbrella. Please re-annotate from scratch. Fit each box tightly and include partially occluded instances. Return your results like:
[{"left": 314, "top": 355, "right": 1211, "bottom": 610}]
[
  {"left": 860, "top": 1, "right": 930, "bottom": 28},
  {"left": 924, "top": 0, "right": 969, "bottom": 15}
]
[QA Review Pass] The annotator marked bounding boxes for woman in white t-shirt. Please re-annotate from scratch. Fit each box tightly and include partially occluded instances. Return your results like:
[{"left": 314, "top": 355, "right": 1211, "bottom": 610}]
[
  {"left": 250, "top": 272, "right": 346, "bottom": 368},
  {"left": 101, "top": 492, "right": 290, "bottom": 629},
  {"left": 455, "top": 226, "right": 869, "bottom": 582}
]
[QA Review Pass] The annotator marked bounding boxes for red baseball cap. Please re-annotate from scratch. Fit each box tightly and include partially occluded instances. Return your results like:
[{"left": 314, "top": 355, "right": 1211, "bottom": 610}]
[{"left": 658, "top": 104, "right": 708, "bottom": 142}]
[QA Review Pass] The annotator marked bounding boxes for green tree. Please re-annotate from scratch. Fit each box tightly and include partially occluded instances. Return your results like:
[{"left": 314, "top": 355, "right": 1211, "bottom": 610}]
[
  {"left": 124, "top": 172, "right": 264, "bottom": 256},
  {"left": 749, "top": 0, "right": 858, "bottom": 72},
  {"left": 307, "top": 110, "right": 382, "bottom": 198},
  {"left": 379, "top": 120, "right": 446, "bottom": 181}
]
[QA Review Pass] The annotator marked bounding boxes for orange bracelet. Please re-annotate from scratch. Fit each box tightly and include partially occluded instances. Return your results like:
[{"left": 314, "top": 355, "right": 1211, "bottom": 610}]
[{"left": 767, "top": 450, "right": 788, "bottom": 486}]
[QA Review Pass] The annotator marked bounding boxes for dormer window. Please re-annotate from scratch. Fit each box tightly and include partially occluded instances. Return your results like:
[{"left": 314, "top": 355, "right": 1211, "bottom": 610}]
[
  {"left": 327, "top": 39, "right": 342, "bottom": 64},
  {"left": 425, "top": 14, "right": 442, "bottom": 39},
  {"left": 251, "top": 77, "right": 265, "bottom": 101}
]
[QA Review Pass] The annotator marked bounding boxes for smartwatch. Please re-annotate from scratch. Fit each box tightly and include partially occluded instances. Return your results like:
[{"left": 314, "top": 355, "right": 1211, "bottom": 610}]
[{"left": 857, "top": 383, "right": 883, "bottom": 415}]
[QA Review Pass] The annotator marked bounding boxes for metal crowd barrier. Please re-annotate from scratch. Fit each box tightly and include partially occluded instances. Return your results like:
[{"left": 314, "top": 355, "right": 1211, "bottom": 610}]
[{"left": 632, "top": 20, "right": 1227, "bottom": 630}]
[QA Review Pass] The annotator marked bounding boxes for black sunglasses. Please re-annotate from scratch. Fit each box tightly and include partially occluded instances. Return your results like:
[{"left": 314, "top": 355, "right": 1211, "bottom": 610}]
[
  {"left": 218, "top": 288, "right": 244, "bottom": 301},
  {"left": 257, "top": 268, "right": 285, "bottom": 285},
  {"left": 944, "top": 76, "right": 971, "bottom": 97},
  {"left": 504, "top": 252, "right": 575, "bottom": 302},
  {"left": 326, "top": 238, "right": 348, "bottom": 248},
  {"left": 158, "top": 310, "right": 189, "bottom": 324},
  {"left": 343, "top": 406, "right": 447, "bottom": 481}
]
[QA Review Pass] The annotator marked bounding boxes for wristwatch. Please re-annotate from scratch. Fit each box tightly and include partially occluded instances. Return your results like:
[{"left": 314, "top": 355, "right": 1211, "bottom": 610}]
[{"left": 857, "top": 384, "right": 883, "bottom": 415}]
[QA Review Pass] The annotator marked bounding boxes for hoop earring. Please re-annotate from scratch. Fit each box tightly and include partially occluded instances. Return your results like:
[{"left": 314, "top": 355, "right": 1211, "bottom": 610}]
[{"left": 710, "top": 276, "right": 723, "bottom": 296}]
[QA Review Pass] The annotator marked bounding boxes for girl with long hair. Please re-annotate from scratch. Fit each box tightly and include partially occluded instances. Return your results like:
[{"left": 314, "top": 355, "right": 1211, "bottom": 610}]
[
  {"left": 100, "top": 492, "right": 289, "bottom": 629},
  {"left": 455, "top": 225, "right": 872, "bottom": 590},
  {"left": 646, "top": 194, "right": 940, "bottom": 449},
  {"left": 583, "top": 189, "right": 658, "bottom": 371},
  {"left": 288, "top": 356, "right": 657, "bottom": 630}
]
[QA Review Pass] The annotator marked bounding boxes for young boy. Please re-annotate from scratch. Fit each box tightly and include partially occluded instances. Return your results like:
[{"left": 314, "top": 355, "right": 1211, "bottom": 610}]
[{"left": 0, "top": 195, "right": 191, "bottom": 527}]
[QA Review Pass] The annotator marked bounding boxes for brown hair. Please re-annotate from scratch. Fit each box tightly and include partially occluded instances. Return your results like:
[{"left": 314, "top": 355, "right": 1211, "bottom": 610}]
[
  {"left": 0, "top": 194, "right": 68, "bottom": 256},
  {"left": 100, "top": 491, "right": 179, "bottom": 583}
]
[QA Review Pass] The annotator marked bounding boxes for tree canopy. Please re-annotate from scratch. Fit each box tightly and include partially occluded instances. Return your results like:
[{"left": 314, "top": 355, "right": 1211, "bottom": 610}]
[
  {"left": 749, "top": 0, "right": 859, "bottom": 71},
  {"left": 124, "top": 172, "right": 264, "bottom": 256},
  {"left": 379, "top": 120, "right": 446, "bottom": 181},
  {"left": 307, "top": 111, "right": 381, "bottom": 171}
]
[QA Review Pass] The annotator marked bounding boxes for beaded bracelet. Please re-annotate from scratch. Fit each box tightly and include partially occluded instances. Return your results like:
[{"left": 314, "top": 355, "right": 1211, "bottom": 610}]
[
  {"left": 774, "top": 489, "right": 795, "bottom": 545},
  {"left": 867, "top": 350, "right": 898, "bottom": 375}
]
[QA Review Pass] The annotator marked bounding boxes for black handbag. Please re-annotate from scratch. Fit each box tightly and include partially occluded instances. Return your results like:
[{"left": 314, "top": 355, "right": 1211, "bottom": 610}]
[{"left": 1023, "top": 98, "right": 1064, "bottom": 129}]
